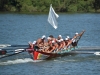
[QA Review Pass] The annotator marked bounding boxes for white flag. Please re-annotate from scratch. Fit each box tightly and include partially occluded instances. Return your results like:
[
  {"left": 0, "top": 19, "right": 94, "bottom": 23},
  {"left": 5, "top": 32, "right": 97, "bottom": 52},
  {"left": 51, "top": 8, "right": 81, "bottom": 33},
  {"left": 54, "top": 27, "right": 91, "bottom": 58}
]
[{"left": 48, "top": 4, "right": 59, "bottom": 29}]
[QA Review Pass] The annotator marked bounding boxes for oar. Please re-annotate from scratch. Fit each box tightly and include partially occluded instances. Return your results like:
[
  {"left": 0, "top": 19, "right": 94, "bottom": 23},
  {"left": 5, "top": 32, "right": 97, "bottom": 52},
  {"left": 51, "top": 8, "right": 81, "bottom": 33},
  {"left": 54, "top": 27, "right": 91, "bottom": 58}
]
[
  {"left": 0, "top": 48, "right": 28, "bottom": 51},
  {"left": 75, "top": 46, "right": 100, "bottom": 51},
  {"left": 0, "top": 49, "right": 26, "bottom": 59},
  {"left": 67, "top": 51, "right": 100, "bottom": 55},
  {"left": 0, "top": 48, "right": 34, "bottom": 55},
  {"left": 0, "top": 49, "right": 26, "bottom": 55},
  {"left": 0, "top": 44, "right": 28, "bottom": 48},
  {"left": 0, "top": 48, "right": 34, "bottom": 59}
]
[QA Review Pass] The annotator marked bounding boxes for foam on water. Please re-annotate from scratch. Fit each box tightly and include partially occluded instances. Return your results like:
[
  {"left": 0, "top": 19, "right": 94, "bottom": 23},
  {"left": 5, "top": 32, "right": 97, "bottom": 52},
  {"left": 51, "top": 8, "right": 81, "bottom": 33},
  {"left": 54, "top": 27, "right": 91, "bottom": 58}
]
[
  {"left": 0, "top": 58, "right": 43, "bottom": 65},
  {"left": 54, "top": 59, "right": 78, "bottom": 63}
]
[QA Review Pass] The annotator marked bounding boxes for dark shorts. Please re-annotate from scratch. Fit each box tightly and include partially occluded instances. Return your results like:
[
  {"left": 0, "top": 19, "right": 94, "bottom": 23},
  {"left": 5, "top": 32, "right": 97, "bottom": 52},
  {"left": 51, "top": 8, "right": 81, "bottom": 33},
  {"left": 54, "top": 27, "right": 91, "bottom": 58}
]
[
  {"left": 72, "top": 42, "right": 77, "bottom": 46},
  {"left": 34, "top": 46, "right": 40, "bottom": 50}
]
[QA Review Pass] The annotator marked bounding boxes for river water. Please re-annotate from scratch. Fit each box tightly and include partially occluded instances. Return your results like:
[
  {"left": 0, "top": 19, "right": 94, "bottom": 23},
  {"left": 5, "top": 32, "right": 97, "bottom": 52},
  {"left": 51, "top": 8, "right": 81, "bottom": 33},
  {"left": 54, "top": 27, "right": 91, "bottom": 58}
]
[{"left": 0, "top": 13, "right": 100, "bottom": 75}]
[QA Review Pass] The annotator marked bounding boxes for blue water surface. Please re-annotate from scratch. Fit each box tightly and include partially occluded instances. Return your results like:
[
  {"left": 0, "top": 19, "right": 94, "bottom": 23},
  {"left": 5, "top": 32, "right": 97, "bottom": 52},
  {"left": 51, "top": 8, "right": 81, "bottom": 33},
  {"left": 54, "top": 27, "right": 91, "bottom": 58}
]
[{"left": 0, "top": 13, "right": 100, "bottom": 75}]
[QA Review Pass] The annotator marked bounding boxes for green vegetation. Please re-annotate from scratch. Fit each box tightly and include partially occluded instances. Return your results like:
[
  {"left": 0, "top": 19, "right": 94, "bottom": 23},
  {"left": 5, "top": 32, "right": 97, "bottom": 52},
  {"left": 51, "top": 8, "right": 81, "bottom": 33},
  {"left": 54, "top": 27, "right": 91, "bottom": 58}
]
[{"left": 0, "top": 0, "right": 100, "bottom": 13}]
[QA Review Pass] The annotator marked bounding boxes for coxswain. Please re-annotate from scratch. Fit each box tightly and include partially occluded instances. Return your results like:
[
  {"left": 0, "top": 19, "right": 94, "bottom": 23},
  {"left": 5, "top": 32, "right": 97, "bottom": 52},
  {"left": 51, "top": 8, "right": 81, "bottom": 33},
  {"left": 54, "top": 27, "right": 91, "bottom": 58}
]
[
  {"left": 71, "top": 32, "right": 79, "bottom": 47},
  {"left": 72, "top": 30, "right": 85, "bottom": 47},
  {"left": 66, "top": 34, "right": 79, "bottom": 48}
]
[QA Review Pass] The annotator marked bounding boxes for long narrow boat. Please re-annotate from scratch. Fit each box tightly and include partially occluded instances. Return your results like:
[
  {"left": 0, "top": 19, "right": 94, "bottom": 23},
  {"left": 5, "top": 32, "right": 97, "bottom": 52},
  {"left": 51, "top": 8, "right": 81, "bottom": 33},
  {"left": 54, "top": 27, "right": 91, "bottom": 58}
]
[
  {"left": 30, "top": 46, "right": 79, "bottom": 60},
  {"left": 33, "top": 47, "right": 78, "bottom": 60},
  {"left": 28, "top": 30, "right": 85, "bottom": 60}
]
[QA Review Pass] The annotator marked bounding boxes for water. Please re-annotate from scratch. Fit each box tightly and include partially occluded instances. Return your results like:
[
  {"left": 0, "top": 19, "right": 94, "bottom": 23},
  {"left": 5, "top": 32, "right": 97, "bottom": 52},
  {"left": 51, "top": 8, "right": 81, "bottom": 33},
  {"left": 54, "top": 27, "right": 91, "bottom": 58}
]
[{"left": 0, "top": 13, "right": 100, "bottom": 75}]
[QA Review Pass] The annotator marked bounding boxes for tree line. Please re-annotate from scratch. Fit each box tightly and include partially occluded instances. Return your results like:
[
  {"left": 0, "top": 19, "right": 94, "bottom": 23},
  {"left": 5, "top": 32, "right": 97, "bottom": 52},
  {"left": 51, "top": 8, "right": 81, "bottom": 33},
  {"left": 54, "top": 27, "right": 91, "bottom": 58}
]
[{"left": 0, "top": 0, "right": 100, "bottom": 13}]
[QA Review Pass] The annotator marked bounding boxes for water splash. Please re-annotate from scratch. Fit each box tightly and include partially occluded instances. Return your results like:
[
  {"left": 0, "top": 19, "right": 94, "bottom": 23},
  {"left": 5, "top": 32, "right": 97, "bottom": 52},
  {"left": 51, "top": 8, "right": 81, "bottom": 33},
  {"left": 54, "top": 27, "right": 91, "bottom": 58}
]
[{"left": 0, "top": 58, "right": 43, "bottom": 65}]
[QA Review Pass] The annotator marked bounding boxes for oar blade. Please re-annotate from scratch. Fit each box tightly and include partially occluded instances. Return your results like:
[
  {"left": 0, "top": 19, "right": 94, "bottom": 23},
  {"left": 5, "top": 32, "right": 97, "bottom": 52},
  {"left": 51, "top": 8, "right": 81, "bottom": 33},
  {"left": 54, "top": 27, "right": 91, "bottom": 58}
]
[{"left": 94, "top": 52, "right": 100, "bottom": 55}]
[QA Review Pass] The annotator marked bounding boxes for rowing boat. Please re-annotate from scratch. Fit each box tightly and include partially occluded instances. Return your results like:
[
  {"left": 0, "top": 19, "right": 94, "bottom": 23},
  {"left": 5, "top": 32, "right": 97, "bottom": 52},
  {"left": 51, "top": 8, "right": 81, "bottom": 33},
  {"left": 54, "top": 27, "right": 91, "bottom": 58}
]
[
  {"left": 28, "top": 30, "right": 85, "bottom": 60},
  {"left": 28, "top": 39, "right": 80, "bottom": 60}
]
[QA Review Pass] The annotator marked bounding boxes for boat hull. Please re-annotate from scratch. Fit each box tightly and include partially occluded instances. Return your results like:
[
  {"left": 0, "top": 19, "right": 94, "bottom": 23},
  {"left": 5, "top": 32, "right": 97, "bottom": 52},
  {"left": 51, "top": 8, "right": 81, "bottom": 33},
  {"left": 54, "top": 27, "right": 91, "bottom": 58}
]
[{"left": 30, "top": 47, "right": 77, "bottom": 60}]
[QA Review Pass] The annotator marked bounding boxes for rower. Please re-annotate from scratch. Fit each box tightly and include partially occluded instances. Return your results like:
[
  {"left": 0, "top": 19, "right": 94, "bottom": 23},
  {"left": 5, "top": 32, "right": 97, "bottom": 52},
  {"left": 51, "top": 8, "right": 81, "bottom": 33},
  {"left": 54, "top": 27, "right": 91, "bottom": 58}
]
[
  {"left": 52, "top": 40, "right": 58, "bottom": 52},
  {"left": 49, "top": 35, "right": 57, "bottom": 42},
  {"left": 47, "top": 40, "right": 58, "bottom": 53},
  {"left": 28, "top": 41, "right": 33, "bottom": 49},
  {"left": 57, "top": 35, "right": 62, "bottom": 40},
  {"left": 64, "top": 38, "right": 69, "bottom": 49},
  {"left": 66, "top": 33, "right": 80, "bottom": 48},
  {"left": 41, "top": 37, "right": 52, "bottom": 52},
  {"left": 67, "top": 36, "right": 70, "bottom": 39},
  {"left": 36, "top": 35, "right": 46, "bottom": 48},
  {"left": 56, "top": 39, "right": 63, "bottom": 52},
  {"left": 46, "top": 37, "right": 52, "bottom": 47},
  {"left": 60, "top": 39, "right": 65, "bottom": 49},
  {"left": 28, "top": 41, "right": 36, "bottom": 53}
]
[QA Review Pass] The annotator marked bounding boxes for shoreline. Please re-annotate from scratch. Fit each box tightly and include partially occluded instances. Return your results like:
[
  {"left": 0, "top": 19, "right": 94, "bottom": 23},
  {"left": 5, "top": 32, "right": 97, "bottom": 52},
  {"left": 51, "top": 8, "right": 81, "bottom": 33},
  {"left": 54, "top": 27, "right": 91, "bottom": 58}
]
[{"left": 0, "top": 11, "right": 100, "bottom": 14}]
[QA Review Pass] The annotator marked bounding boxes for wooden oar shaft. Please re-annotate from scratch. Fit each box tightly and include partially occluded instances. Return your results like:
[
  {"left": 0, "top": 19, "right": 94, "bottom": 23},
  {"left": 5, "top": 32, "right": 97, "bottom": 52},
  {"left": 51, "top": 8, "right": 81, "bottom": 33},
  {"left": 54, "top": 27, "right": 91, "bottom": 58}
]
[
  {"left": 75, "top": 46, "right": 100, "bottom": 51},
  {"left": 69, "top": 51, "right": 94, "bottom": 54},
  {"left": 0, "top": 48, "right": 34, "bottom": 55},
  {"left": 0, "top": 48, "right": 34, "bottom": 59},
  {"left": 0, "top": 44, "right": 28, "bottom": 47},
  {"left": 0, "top": 50, "right": 25, "bottom": 59},
  {"left": 67, "top": 51, "right": 100, "bottom": 55},
  {"left": 0, "top": 49, "right": 25, "bottom": 55}
]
